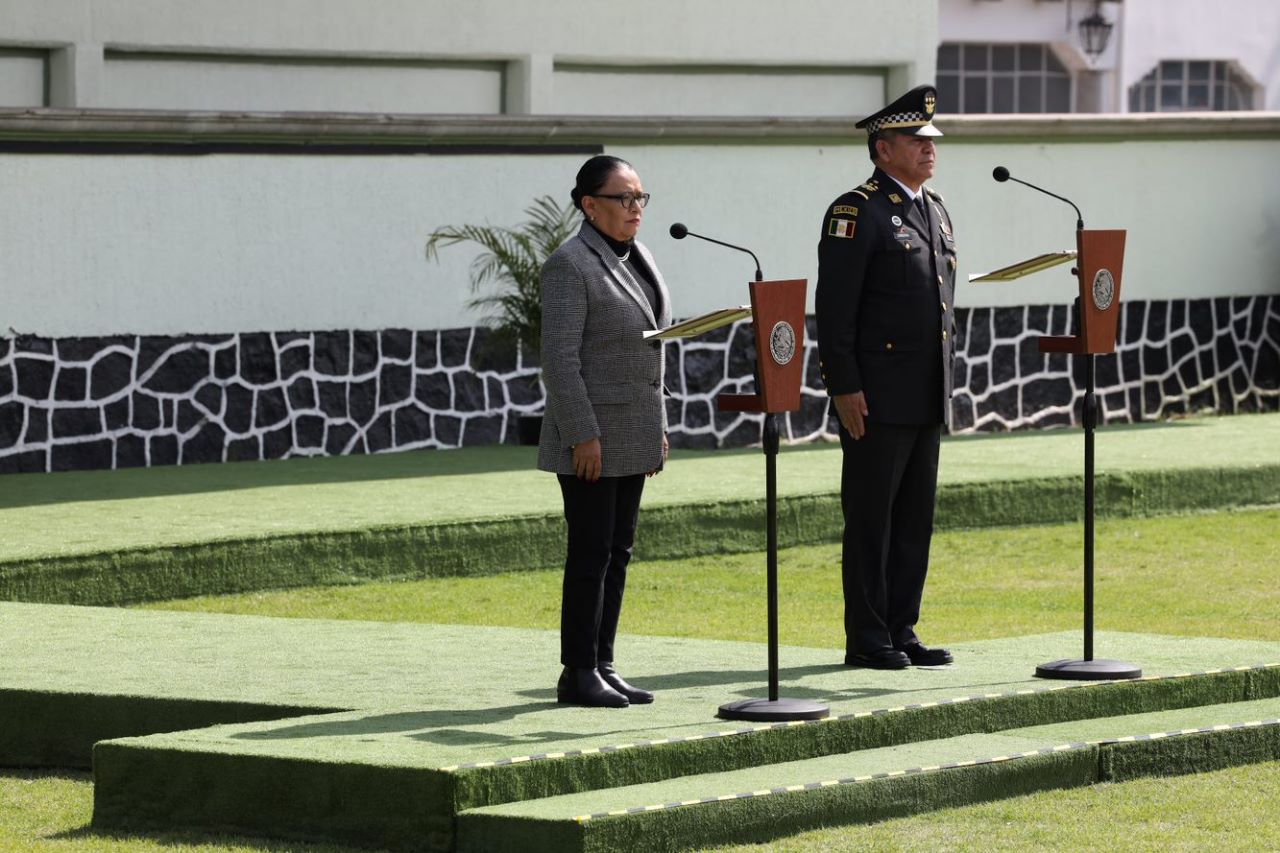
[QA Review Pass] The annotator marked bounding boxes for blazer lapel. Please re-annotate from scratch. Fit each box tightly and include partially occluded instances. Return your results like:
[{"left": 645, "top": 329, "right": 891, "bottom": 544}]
[
  {"left": 578, "top": 223, "right": 658, "bottom": 328},
  {"left": 633, "top": 239, "right": 671, "bottom": 328}
]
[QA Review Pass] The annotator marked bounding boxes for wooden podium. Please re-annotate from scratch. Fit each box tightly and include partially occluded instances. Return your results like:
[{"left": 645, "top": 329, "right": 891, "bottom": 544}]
[
  {"left": 972, "top": 228, "right": 1141, "bottom": 681},
  {"left": 649, "top": 279, "right": 829, "bottom": 721}
]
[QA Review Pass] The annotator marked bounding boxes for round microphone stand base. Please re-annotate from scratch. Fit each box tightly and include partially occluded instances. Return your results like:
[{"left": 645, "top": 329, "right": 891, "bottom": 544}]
[
  {"left": 717, "top": 698, "right": 830, "bottom": 722},
  {"left": 1034, "top": 658, "right": 1142, "bottom": 680}
]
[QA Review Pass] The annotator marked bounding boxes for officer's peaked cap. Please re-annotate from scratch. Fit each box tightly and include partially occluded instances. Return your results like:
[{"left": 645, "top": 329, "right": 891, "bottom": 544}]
[{"left": 856, "top": 85, "right": 943, "bottom": 137}]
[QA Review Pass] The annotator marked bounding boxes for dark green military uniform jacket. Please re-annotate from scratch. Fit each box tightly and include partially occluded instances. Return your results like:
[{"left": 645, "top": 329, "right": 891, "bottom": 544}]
[{"left": 815, "top": 167, "right": 958, "bottom": 427}]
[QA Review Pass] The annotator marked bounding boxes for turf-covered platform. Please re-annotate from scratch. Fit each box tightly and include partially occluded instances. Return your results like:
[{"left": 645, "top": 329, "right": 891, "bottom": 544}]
[
  {"left": 3, "top": 603, "right": 1279, "bottom": 851},
  {"left": 2, "top": 413, "right": 1278, "bottom": 606}
]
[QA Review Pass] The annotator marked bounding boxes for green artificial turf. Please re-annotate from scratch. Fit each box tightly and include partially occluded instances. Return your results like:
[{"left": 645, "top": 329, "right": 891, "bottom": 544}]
[
  {"left": 2, "top": 414, "right": 1277, "bottom": 607},
  {"left": 74, "top": 621, "right": 1280, "bottom": 850},
  {"left": 1, "top": 415, "right": 1277, "bottom": 852},
  {"left": 458, "top": 700, "right": 1280, "bottom": 852},
  {"left": 90, "top": 666, "right": 1280, "bottom": 851},
  {"left": 472, "top": 698, "right": 1280, "bottom": 819},
  {"left": 0, "top": 768, "right": 364, "bottom": 852},
  {"left": 2, "top": 591, "right": 1272, "bottom": 847},
  {"left": 6, "top": 596, "right": 1280, "bottom": 770},
  {"left": 143, "top": 508, "right": 1280, "bottom": 649},
  {"left": 461, "top": 748, "right": 1100, "bottom": 853},
  {"left": 12, "top": 762, "right": 1279, "bottom": 853}
]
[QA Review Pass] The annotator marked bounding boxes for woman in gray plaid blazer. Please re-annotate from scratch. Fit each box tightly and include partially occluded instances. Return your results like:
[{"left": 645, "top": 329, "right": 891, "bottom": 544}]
[{"left": 539, "top": 155, "right": 672, "bottom": 708}]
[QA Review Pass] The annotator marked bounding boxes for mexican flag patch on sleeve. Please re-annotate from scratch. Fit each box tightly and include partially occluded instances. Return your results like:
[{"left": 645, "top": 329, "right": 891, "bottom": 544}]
[{"left": 828, "top": 218, "right": 856, "bottom": 239}]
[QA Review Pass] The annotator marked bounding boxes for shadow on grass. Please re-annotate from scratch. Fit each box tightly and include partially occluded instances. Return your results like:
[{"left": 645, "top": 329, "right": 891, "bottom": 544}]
[
  {"left": 0, "top": 440, "right": 786, "bottom": 510},
  {"left": 0, "top": 770, "right": 368, "bottom": 852},
  {"left": 942, "top": 417, "right": 1211, "bottom": 445},
  {"left": 0, "top": 416, "right": 1228, "bottom": 511},
  {"left": 0, "top": 445, "right": 542, "bottom": 509},
  {"left": 52, "top": 824, "right": 370, "bottom": 852},
  {"left": 224, "top": 663, "right": 1038, "bottom": 751}
]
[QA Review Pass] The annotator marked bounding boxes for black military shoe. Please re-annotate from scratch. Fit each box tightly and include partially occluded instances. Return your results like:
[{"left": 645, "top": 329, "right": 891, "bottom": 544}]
[
  {"left": 598, "top": 662, "right": 654, "bottom": 704},
  {"left": 898, "top": 643, "right": 954, "bottom": 666},
  {"left": 844, "top": 648, "right": 910, "bottom": 670},
  {"left": 557, "top": 667, "right": 629, "bottom": 708}
]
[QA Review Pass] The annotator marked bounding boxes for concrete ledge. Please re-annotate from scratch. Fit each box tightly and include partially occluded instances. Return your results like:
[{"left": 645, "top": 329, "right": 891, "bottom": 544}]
[{"left": 1, "top": 108, "right": 1277, "bottom": 146}]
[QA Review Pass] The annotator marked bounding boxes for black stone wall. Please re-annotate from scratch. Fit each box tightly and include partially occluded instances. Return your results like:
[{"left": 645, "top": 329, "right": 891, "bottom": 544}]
[{"left": 2, "top": 296, "right": 1277, "bottom": 474}]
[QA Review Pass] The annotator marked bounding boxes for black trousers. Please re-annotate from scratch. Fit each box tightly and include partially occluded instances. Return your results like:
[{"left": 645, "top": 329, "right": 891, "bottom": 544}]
[
  {"left": 839, "top": 422, "right": 941, "bottom": 655},
  {"left": 557, "top": 473, "right": 646, "bottom": 669}
]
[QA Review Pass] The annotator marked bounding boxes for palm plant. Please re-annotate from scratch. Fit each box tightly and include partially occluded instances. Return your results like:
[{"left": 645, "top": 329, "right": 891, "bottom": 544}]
[{"left": 425, "top": 195, "right": 581, "bottom": 365}]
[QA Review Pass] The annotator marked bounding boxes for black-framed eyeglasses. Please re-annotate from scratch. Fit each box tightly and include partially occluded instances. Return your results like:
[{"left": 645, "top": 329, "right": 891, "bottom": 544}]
[{"left": 589, "top": 192, "right": 651, "bottom": 209}]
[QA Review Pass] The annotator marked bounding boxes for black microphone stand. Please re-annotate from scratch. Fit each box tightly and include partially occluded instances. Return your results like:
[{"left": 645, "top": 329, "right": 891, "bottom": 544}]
[
  {"left": 992, "top": 169, "right": 1140, "bottom": 681},
  {"left": 671, "top": 223, "right": 826, "bottom": 721}
]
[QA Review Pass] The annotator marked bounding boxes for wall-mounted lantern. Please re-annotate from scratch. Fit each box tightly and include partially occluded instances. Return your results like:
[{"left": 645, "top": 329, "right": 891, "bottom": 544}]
[{"left": 1078, "top": 4, "right": 1114, "bottom": 61}]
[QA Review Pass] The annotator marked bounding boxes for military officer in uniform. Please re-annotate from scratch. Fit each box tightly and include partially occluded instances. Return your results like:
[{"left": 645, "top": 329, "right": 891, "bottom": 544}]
[{"left": 815, "top": 85, "right": 958, "bottom": 670}]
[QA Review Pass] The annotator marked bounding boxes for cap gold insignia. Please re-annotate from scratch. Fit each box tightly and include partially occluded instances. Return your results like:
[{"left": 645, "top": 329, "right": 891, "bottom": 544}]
[{"left": 924, "top": 93, "right": 936, "bottom": 115}]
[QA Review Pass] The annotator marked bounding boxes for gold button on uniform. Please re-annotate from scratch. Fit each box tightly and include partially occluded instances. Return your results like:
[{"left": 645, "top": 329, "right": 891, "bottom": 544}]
[
  {"left": 941, "top": 302, "right": 948, "bottom": 311},
  {"left": 937, "top": 275, "right": 943, "bottom": 285},
  {"left": 942, "top": 331, "right": 948, "bottom": 341},
  {"left": 886, "top": 342, "right": 894, "bottom": 350}
]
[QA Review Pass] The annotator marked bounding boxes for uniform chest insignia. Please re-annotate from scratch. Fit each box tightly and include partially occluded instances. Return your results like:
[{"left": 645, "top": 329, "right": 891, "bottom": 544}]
[
  {"left": 890, "top": 215, "right": 903, "bottom": 227},
  {"left": 887, "top": 192, "right": 903, "bottom": 204},
  {"left": 833, "top": 205, "right": 858, "bottom": 216},
  {"left": 851, "top": 189, "right": 869, "bottom": 200}
]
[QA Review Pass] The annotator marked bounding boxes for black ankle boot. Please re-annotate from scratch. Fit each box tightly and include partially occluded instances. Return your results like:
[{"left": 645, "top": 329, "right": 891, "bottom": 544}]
[
  {"left": 597, "top": 662, "right": 654, "bottom": 704},
  {"left": 557, "top": 667, "right": 628, "bottom": 708}
]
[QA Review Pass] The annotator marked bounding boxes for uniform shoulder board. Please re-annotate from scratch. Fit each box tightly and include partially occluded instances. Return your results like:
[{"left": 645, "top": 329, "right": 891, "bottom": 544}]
[
  {"left": 925, "top": 186, "right": 945, "bottom": 203},
  {"left": 849, "top": 178, "right": 880, "bottom": 201}
]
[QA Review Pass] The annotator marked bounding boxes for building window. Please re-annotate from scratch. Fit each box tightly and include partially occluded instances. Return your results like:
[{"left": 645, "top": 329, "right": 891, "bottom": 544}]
[
  {"left": 937, "top": 43, "right": 1072, "bottom": 114},
  {"left": 1129, "top": 60, "right": 1255, "bottom": 112}
]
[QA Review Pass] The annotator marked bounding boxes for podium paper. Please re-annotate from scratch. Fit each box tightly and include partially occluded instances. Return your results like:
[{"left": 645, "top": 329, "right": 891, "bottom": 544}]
[
  {"left": 643, "top": 305, "right": 751, "bottom": 340},
  {"left": 968, "top": 250, "right": 1077, "bottom": 283}
]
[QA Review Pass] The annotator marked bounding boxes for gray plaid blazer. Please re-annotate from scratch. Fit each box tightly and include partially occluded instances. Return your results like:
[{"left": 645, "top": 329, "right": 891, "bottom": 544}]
[{"left": 538, "top": 223, "right": 672, "bottom": 477}]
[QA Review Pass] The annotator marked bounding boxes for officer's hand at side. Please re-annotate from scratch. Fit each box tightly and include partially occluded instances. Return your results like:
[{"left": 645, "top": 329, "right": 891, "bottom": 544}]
[
  {"left": 833, "top": 392, "right": 869, "bottom": 440},
  {"left": 573, "top": 438, "right": 603, "bottom": 482}
]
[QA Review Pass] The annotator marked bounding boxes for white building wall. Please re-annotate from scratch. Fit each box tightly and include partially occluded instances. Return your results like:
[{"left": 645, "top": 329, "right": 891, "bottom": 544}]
[
  {"left": 550, "top": 66, "right": 887, "bottom": 118},
  {"left": 98, "top": 54, "right": 507, "bottom": 114},
  {"left": 1118, "top": 0, "right": 1280, "bottom": 110},
  {"left": 0, "top": 49, "right": 46, "bottom": 106},
  {"left": 2, "top": 119, "right": 1277, "bottom": 338},
  {"left": 939, "top": 0, "right": 1120, "bottom": 109},
  {"left": 0, "top": 0, "right": 936, "bottom": 115},
  {"left": 940, "top": 0, "right": 1278, "bottom": 112}
]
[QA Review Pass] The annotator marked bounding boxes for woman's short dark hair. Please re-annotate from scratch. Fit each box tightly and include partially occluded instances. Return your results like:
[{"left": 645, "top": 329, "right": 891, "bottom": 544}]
[{"left": 570, "top": 155, "right": 632, "bottom": 211}]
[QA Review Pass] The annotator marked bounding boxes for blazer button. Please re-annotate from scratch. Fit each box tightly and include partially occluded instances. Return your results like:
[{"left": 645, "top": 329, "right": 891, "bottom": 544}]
[
  {"left": 937, "top": 275, "right": 944, "bottom": 285},
  {"left": 942, "top": 331, "right": 949, "bottom": 341},
  {"left": 941, "top": 301, "right": 948, "bottom": 311}
]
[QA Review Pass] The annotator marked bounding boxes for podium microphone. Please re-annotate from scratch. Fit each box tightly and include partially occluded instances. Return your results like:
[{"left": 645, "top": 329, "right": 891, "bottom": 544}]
[
  {"left": 669, "top": 222, "right": 763, "bottom": 281},
  {"left": 992, "top": 166, "right": 1084, "bottom": 230}
]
